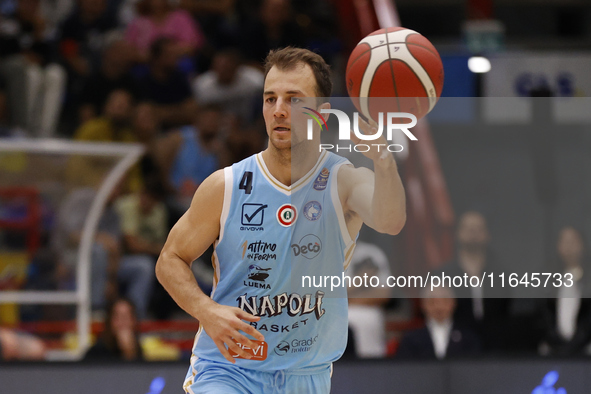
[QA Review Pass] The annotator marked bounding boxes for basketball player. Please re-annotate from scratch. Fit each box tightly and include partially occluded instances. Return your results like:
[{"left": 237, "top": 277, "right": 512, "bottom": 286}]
[{"left": 156, "top": 47, "right": 406, "bottom": 393}]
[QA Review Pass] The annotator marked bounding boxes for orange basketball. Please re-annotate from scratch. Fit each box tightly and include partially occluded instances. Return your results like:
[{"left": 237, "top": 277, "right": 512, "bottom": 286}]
[{"left": 346, "top": 27, "right": 444, "bottom": 122}]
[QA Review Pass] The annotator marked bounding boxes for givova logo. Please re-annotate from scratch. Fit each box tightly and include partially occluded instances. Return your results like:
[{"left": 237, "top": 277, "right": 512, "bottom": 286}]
[{"left": 304, "top": 108, "right": 418, "bottom": 153}]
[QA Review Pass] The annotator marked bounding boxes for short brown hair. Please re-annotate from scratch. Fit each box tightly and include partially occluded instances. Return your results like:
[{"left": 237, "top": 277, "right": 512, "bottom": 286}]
[{"left": 264, "top": 47, "right": 332, "bottom": 100}]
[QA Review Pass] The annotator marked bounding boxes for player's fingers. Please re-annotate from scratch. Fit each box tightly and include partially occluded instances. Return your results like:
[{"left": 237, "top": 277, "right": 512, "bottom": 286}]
[
  {"left": 238, "top": 321, "right": 265, "bottom": 342},
  {"left": 356, "top": 115, "right": 373, "bottom": 134},
  {"left": 236, "top": 309, "right": 260, "bottom": 322},
  {"left": 225, "top": 336, "right": 252, "bottom": 360},
  {"left": 232, "top": 331, "right": 259, "bottom": 350},
  {"left": 213, "top": 339, "right": 235, "bottom": 364}
]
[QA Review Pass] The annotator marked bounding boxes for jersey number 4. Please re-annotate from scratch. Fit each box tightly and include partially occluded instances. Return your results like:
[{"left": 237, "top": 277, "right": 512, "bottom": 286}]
[{"left": 239, "top": 171, "right": 253, "bottom": 194}]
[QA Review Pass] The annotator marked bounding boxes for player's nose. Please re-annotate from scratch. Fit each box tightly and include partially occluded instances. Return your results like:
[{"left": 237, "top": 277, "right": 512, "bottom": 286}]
[{"left": 274, "top": 97, "right": 289, "bottom": 118}]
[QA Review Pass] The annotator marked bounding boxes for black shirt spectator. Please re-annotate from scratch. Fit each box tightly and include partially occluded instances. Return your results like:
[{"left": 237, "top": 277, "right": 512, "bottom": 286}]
[
  {"left": 540, "top": 226, "right": 591, "bottom": 356},
  {"left": 78, "top": 39, "right": 138, "bottom": 123},
  {"left": 59, "top": 0, "right": 118, "bottom": 78},
  {"left": 84, "top": 298, "right": 145, "bottom": 361},
  {"left": 240, "top": 0, "right": 306, "bottom": 63},
  {"left": 136, "top": 37, "right": 197, "bottom": 128},
  {"left": 0, "top": 0, "right": 52, "bottom": 64},
  {"left": 434, "top": 211, "right": 510, "bottom": 353},
  {"left": 397, "top": 287, "right": 481, "bottom": 360},
  {"left": 138, "top": 69, "right": 192, "bottom": 105}
]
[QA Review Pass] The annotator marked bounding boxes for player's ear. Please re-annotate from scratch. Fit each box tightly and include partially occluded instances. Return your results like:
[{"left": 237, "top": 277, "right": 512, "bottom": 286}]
[{"left": 318, "top": 101, "right": 331, "bottom": 121}]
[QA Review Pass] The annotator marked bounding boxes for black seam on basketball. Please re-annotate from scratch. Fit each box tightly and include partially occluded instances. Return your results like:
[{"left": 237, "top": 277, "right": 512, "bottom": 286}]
[
  {"left": 385, "top": 30, "right": 401, "bottom": 113},
  {"left": 346, "top": 47, "right": 373, "bottom": 74},
  {"left": 405, "top": 43, "right": 439, "bottom": 58},
  {"left": 392, "top": 58, "right": 430, "bottom": 99},
  {"left": 348, "top": 42, "right": 438, "bottom": 66},
  {"left": 373, "top": 41, "right": 440, "bottom": 58},
  {"left": 366, "top": 58, "right": 397, "bottom": 92}
]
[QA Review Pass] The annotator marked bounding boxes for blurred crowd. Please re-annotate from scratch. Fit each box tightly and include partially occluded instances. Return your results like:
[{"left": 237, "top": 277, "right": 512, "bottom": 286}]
[
  {"left": 0, "top": 0, "right": 341, "bottom": 302},
  {"left": 346, "top": 211, "right": 591, "bottom": 362},
  {"left": 0, "top": 0, "right": 343, "bottom": 360},
  {"left": 0, "top": 0, "right": 342, "bottom": 138}
]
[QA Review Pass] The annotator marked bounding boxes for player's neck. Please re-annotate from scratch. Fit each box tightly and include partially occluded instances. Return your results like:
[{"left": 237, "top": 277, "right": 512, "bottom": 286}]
[{"left": 262, "top": 145, "right": 321, "bottom": 187}]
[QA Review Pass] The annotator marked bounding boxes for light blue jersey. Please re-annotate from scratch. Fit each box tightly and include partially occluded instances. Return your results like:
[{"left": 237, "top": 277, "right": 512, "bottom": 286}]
[{"left": 187, "top": 149, "right": 356, "bottom": 384}]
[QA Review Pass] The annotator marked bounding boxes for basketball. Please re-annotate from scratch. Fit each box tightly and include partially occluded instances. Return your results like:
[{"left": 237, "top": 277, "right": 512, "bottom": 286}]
[{"left": 346, "top": 27, "right": 444, "bottom": 122}]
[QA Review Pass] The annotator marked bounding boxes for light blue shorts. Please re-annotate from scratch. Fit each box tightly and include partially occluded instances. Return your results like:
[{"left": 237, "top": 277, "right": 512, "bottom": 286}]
[{"left": 183, "top": 358, "right": 331, "bottom": 394}]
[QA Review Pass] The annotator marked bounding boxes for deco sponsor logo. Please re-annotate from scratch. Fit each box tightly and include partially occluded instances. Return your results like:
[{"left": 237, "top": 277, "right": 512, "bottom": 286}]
[
  {"left": 291, "top": 234, "right": 322, "bottom": 260},
  {"left": 274, "top": 335, "right": 319, "bottom": 356},
  {"left": 241, "top": 240, "right": 277, "bottom": 261}
]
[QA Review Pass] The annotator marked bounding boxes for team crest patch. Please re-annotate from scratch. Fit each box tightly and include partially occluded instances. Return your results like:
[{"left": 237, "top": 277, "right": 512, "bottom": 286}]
[
  {"left": 277, "top": 204, "right": 297, "bottom": 227},
  {"left": 313, "top": 168, "right": 330, "bottom": 191},
  {"left": 303, "top": 201, "right": 322, "bottom": 221}
]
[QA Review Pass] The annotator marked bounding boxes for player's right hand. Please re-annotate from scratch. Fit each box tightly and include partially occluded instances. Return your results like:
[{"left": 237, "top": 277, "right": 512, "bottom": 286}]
[{"left": 198, "top": 302, "right": 265, "bottom": 363}]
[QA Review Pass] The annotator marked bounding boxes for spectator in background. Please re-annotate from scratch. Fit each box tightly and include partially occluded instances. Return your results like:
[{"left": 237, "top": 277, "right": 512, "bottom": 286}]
[
  {"left": 72, "top": 89, "right": 143, "bottom": 192},
  {"left": 84, "top": 298, "right": 144, "bottom": 361},
  {"left": 436, "top": 211, "right": 509, "bottom": 352},
  {"left": 345, "top": 241, "right": 391, "bottom": 358},
  {"left": 178, "top": 0, "right": 238, "bottom": 49},
  {"left": 0, "top": 0, "right": 66, "bottom": 137},
  {"left": 74, "top": 88, "right": 135, "bottom": 142},
  {"left": 115, "top": 176, "right": 168, "bottom": 260},
  {"left": 192, "top": 48, "right": 263, "bottom": 124},
  {"left": 124, "top": 0, "right": 204, "bottom": 63},
  {"left": 240, "top": 0, "right": 305, "bottom": 64},
  {"left": 224, "top": 113, "right": 265, "bottom": 164},
  {"left": 155, "top": 105, "right": 226, "bottom": 211},
  {"left": 0, "top": 79, "right": 12, "bottom": 136},
  {"left": 39, "top": 0, "right": 74, "bottom": 37},
  {"left": 0, "top": 327, "right": 46, "bottom": 360},
  {"left": 397, "top": 287, "right": 480, "bottom": 360},
  {"left": 115, "top": 177, "right": 169, "bottom": 319},
  {"left": 137, "top": 38, "right": 198, "bottom": 128},
  {"left": 53, "top": 187, "right": 156, "bottom": 319},
  {"left": 131, "top": 101, "right": 164, "bottom": 182},
  {"left": 539, "top": 226, "right": 591, "bottom": 356},
  {"left": 59, "top": 0, "right": 118, "bottom": 81},
  {"left": 78, "top": 39, "right": 137, "bottom": 124}
]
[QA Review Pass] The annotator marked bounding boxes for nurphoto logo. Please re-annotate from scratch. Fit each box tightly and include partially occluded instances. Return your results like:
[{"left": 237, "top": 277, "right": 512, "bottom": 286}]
[{"left": 304, "top": 107, "right": 418, "bottom": 153}]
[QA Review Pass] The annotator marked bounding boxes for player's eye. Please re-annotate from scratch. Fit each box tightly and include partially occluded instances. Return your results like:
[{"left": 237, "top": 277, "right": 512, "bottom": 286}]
[
  {"left": 265, "top": 97, "right": 276, "bottom": 104},
  {"left": 291, "top": 97, "right": 302, "bottom": 104}
]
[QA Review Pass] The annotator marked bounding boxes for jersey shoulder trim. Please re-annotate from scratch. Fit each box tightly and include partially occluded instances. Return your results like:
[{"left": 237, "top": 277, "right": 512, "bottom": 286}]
[{"left": 330, "top": 160, "right": 356, "bottom": 269}]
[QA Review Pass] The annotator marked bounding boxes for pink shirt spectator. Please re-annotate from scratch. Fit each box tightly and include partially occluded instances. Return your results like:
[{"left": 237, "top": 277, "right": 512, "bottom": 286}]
[{"left": 125, "top": 9, "right": 204, "bottom": 56}]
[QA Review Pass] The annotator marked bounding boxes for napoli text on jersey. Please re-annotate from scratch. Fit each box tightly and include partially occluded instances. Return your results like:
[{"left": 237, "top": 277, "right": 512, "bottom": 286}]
[{"left": 190, "top": 150, "right": 356, "bottom": 373}]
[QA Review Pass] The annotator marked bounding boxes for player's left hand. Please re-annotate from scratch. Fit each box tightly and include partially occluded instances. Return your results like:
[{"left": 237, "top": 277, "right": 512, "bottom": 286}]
[{"left": 350, "top": 116, "right": 394, "bottom": 163}]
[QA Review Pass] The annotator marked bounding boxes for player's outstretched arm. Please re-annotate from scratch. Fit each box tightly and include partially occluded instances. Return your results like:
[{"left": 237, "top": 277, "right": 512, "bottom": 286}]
[
  {"left": 340, "top": 119, "right": 406, "bottom": 235},
  {"left": 155, "top": 170, "right": 264, "bottom": 363}
]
